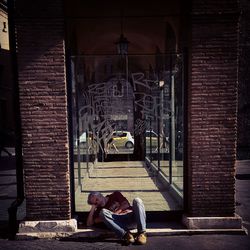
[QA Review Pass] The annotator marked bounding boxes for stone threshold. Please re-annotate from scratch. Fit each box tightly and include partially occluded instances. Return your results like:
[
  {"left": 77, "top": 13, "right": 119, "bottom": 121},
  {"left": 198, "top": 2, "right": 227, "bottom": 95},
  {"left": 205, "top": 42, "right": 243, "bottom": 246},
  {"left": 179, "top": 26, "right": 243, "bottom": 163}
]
[{"left": 16, "top": 227, "right": 247, "bottom": 240}]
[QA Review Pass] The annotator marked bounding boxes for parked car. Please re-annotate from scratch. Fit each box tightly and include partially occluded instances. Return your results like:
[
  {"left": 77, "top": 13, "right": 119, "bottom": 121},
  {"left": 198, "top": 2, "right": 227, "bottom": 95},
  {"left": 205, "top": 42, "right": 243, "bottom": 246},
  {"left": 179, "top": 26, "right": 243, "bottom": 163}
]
[{"left": 111, "top": 131, "right": 134, "bottom": 149}]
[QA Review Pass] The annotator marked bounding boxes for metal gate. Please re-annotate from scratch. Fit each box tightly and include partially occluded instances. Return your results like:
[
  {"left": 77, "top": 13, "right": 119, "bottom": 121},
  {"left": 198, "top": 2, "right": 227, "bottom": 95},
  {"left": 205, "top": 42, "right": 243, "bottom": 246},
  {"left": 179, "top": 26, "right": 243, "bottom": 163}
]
[{"left": 70, "top": 54, "right": 184, "bottom": 212}]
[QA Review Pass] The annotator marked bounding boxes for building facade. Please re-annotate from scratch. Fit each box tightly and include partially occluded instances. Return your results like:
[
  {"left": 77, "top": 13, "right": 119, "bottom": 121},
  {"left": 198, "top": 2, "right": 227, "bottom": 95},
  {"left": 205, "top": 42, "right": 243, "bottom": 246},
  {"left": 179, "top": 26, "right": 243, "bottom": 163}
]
[
  {"left": 0, "top": 0, "right": 15, "bottom": 153},
  {"left": 10, "top": 0, "right": 246, "bottom": 233}
]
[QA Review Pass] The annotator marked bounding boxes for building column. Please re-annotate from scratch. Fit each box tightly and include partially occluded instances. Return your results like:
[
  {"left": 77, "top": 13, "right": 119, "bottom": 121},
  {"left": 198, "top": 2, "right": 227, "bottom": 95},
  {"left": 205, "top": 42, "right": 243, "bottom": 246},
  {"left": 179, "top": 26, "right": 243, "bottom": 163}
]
[
  {"left": 14, "top": 0, "right": 75, "bottom": 232},
  {"left": 183, "top": 0, "right": 243, "bottom": 229}
]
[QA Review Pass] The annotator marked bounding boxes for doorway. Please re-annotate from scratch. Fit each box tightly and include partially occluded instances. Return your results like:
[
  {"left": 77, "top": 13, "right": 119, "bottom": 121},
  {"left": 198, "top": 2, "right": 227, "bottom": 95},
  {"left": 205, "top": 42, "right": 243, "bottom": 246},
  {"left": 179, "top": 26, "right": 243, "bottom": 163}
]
[
  {"left": 70, "top": 53, "right": 184, "bottom": 215},
  {"left": 64, "top": 0, "right": 186, "bottom": 219}
]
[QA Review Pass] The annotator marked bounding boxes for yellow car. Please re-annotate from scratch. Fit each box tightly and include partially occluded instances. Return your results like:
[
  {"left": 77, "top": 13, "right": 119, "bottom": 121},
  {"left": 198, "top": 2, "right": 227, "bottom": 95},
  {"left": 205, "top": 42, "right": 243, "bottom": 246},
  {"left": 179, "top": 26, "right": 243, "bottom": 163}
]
[{"left": 111, "top": 131, "right": 134, "bottom": 149}]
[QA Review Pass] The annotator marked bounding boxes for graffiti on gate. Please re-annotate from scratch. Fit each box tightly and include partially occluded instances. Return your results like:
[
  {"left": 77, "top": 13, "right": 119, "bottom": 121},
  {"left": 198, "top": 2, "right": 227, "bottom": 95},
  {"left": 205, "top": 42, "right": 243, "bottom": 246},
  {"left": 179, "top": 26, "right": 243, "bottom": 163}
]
[{"left": 77, "top": 72, "right": 171, "bottom": 152}]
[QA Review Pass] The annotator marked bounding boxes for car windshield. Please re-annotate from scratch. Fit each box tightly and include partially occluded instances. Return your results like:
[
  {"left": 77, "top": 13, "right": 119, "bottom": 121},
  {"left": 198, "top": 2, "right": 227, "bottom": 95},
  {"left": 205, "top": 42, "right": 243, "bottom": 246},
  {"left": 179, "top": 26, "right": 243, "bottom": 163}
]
[{"left": 113, "top": 132, "right": 127, "bottom": 137}]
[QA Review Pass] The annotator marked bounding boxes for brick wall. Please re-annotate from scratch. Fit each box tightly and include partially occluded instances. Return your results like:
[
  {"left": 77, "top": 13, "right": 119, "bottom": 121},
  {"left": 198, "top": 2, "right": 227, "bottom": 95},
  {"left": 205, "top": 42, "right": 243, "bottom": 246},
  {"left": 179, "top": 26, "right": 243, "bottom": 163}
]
[
  {"left": 15, "top": 0, "right": 70, "bottom": 220},
  {"left": 188, "top": 0, "right": 239, "bottom": 216},
  {"left": 237, "top": 0, "right": 250, "bottom": 159}
]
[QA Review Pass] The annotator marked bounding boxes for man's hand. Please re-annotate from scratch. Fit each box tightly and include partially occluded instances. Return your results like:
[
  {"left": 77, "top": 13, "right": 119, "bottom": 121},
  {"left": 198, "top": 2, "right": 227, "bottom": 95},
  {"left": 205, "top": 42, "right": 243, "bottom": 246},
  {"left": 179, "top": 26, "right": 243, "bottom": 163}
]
[{"left": 114, "top": 200, "right": 132, "bottom": 214}]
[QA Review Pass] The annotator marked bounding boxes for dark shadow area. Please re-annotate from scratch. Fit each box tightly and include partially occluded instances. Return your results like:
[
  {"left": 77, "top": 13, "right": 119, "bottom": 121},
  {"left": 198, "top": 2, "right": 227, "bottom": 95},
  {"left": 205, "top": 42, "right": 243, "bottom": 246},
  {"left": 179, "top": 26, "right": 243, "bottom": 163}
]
[
  {"left": 76, "top": 210, "right": 183, "bottom": 224},
  {"left": 0, "top": 154, "right": 24, "bottom": 240},
  {"left": 236, "top": 174, "right": 250, "bottom": 180},
  {"left": 0, "top": 182, "right": 17, "bottom": 186},
  {"left": 81, "top": 189, "right": 169, "bottom": 193},
  {"left": 0, "top": 221, "right": 9, "bottom": 239},
  {"left": 91, "top": 166, "right": 145, "bottom": 169},
  {"left": 0, "top": 173, "right": 17, "bottom": 177},
  {"left": 0, "top": 196, "right": 17, "bottom": 200},
  {"left": 0, "top": 156, "right": 16, "bottom": 170},
  {"left": 59, "top": 236, "right": 119, "bottom": 243},
  {"left": 88, "top": 176, "right": 152, "bottom": 179},
  {"left": 104, "top": 154, "right": 136, "bottom": 162},
  {"left": 62, "top": 211, "right": 185, "bottom": 244},
  {"left": 0, "top": 156, "right": 17, "bottom": 239}
]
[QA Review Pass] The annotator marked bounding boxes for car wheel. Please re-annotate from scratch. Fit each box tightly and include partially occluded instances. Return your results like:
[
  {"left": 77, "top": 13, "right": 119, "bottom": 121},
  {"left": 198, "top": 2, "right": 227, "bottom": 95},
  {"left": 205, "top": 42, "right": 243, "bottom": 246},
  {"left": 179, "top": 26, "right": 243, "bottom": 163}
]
[{"left": 125, "top": 141, "right": 134, "bottom": 149}]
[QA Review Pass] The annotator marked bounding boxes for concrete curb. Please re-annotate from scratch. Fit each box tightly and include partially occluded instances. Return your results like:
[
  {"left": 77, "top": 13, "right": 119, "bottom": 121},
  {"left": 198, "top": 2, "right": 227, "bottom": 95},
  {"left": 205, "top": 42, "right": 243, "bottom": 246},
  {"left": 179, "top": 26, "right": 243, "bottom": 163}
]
[
  {"left": 182, "top": 214, "right": 243, "bottom": 229},
  {"left": 18, "top": 219, "right": 77, "bottom": 233}
]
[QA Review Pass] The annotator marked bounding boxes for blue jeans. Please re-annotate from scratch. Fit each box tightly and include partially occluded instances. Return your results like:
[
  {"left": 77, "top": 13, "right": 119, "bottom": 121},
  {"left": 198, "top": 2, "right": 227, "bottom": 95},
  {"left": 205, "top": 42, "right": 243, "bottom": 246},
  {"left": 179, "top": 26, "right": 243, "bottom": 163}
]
[{"left": 99, "top": 198, "right": 146, "bottom": 238}]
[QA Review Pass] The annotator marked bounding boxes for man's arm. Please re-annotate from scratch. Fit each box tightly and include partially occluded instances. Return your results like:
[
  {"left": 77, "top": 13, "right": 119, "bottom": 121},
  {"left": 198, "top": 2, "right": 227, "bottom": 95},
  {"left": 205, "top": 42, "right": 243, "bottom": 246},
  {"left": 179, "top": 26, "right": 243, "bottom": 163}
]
[
  {"left": 86, "top": 205, "right": 96, "bottom": 226},
  {"left": 86, "top": 205, "right": 103, "bottom": 226}
]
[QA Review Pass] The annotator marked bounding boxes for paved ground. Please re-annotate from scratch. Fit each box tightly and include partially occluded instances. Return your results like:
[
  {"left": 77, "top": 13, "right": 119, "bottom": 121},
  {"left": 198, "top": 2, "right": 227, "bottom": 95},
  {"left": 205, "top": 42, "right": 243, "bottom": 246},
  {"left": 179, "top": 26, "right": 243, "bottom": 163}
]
[
  {"left": 0, "top": 156, "right": 250, "bottom": 249},
  {"left": 235, "top": 160, "right": 250, "bottom": 234},
  {"left": 0, "top": 234, "right": 250, "bottom": 250},
  {"left": 75, "top": 161, "right": 180, "bottom": 212}
]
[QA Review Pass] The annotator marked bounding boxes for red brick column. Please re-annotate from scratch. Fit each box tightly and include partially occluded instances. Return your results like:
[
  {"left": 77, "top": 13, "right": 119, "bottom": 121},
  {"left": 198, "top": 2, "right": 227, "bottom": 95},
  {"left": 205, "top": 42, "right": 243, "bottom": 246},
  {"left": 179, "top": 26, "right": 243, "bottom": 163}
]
[
  {"left": 187, "top": 0, "right": 239, "bottom": 217},
  {"left": 15, "top": 0, "right": 70, "bottom": 220}
]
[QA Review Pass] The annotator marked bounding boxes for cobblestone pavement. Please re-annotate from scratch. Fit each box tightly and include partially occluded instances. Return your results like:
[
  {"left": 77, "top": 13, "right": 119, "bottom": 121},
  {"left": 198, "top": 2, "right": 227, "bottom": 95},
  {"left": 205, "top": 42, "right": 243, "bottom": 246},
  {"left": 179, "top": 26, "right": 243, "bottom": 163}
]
[{"left": 0, "top": 234, "right": 250, "bottom": 250}]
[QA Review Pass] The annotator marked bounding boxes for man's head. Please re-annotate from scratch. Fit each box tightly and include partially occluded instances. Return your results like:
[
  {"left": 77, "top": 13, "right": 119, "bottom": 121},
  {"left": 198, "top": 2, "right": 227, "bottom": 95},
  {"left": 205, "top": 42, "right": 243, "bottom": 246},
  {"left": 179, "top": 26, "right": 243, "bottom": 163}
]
[{"left": 87, "top": 191, "right": 106, "bottom": 207}]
